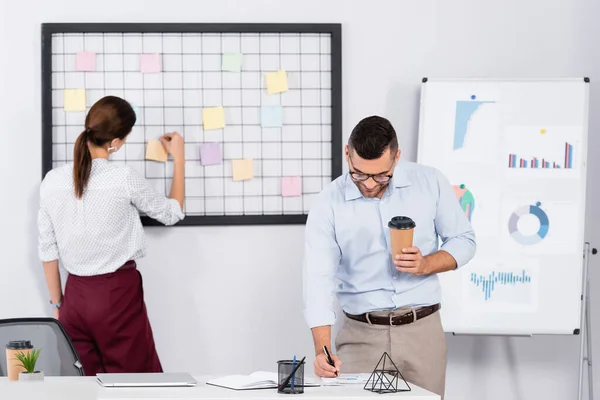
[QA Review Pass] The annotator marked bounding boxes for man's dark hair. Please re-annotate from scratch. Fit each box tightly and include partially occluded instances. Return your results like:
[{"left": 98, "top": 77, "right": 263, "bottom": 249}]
[{"left": 348, "top": 115, "right": 398, "bottom": 160}]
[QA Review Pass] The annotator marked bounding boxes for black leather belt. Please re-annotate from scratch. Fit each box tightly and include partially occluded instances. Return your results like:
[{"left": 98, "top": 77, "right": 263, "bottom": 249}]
[{"left": 344, "top": 303, "right": 441, "bottom": 326}]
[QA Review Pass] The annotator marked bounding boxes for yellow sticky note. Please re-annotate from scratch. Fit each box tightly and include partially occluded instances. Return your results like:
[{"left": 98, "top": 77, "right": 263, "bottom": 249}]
[
  {"left": 265, "top": 70, "right": 288, "bottom": 94},
  {"left": 64, "top": 89, "right": 86, "bottom": 112},
  {"left": 202, "top": 106, "right": 225, "bottom": 130},
  {"left": 145, "top": 139, "right": 168, "bottom": 162},
  {"left": 232, "top": 159, "right": 254, "bottom": 181}
]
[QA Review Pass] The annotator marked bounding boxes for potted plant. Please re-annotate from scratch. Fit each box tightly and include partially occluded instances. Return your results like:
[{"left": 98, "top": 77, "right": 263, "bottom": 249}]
[{"left": 14, "top": 348, "right": 44, "bottom": 382}]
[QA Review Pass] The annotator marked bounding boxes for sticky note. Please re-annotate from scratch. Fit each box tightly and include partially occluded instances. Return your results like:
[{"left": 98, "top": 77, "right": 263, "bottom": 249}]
[
  {"left": 282, "top": 177, "right": 302, "bottom": 197},
  {"left": 232, "top": 159, "right": 254, "bottom": 181},
  {"left": 140, "top": 53, "right": 161, "bottom": 73},
  {"left": 145, "top": 139, "right": 168, "bottom": 162},
  {"left": 64, "top": 89, "right": 86, "bottom": 112},
  {"left": 202, "top": 106, "right": 225, "bottom": 130},
  {"left": 265, "top": 70, "right": 288, "bottom": 94},
  {"left": 261, "top": 106, "right": 283, "bottom": 127},
  {"left": 200, "top": 143, "right": 222, "bottom": 165},
  {"left": 222, "top": 53, "right": 243, "bottom": 72},
  {"left": 76, "top": 52, "right": 96, "bottom": 71}
]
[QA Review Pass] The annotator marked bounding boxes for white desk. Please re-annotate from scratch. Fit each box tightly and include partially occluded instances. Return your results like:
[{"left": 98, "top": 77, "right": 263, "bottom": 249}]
[{"left": 0, "top": 376, "right": 440, "bottom": 400}]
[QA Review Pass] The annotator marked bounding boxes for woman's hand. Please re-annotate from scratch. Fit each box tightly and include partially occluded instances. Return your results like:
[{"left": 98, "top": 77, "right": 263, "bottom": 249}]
[{"left": 160, "top": 132, "right": 185, "bottom": 162}]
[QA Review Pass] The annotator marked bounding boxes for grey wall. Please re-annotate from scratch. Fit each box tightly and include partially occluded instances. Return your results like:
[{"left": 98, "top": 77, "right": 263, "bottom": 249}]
[{"left": 1, "top": 1, "right": 599, "bottom": 399}]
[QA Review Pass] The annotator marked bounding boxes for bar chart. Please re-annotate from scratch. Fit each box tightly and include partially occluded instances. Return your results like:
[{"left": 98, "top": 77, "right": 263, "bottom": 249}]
[
  {"left": 469, "top": 270, "right": 531, "bottom": 301},
  {"left": 508, "top": 142, "right": 574, "bottom": 169}
]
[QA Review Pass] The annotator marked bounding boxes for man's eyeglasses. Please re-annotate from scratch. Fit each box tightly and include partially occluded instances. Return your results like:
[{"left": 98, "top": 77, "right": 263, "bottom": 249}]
[
  {"left": 348, "top": 157, "right": 394, "bottom": 183},
  {"left": 349, "top": 171, "right": 393, "bottom": 183}
]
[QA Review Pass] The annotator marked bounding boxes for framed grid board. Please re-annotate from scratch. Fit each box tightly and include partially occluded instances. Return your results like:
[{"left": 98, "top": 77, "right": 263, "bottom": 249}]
[{"left": 41, "top": 23, "right": 342, "bottom": 226}]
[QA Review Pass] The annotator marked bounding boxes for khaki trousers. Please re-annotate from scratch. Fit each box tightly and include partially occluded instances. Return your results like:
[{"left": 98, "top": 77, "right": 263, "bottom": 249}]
[{"left": 335, "top": 308, "right": 447, "bottom": 398}]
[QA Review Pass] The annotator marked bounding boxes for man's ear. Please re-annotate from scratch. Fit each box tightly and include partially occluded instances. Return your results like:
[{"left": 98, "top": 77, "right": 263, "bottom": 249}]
[{"left": 344, "top": 145, "right": 350, "bottom": 161}]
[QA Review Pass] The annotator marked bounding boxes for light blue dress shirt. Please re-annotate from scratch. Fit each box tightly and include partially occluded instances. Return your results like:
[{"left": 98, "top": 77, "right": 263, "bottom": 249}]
[{"left": 303, "top": 160, "right": 476, "bottom": 328}]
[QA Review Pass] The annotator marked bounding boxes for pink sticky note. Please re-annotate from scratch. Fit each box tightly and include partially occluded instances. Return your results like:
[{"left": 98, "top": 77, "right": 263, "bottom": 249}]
[
  {"left": 282, "top": 177, "right": 302, "bottom": 197},
  {"left": 200, "top": 143, "right": 222, "bottom": 166},
  {"left": 76, "top": 52, "right": 96, "bottom": 71},
  {"left": 140, "top": 53, "right": 161, "bottom": 73}
]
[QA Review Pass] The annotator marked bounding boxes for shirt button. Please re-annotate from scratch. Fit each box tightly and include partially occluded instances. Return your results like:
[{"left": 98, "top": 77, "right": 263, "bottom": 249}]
[{"left": 393, "top": 276, "right": 397, "bottom": 280}]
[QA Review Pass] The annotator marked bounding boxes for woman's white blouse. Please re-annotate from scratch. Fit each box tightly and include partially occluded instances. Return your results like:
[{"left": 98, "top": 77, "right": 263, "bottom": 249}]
[{"left": 37, "top": 158, "right": 184, "bottom": 276}]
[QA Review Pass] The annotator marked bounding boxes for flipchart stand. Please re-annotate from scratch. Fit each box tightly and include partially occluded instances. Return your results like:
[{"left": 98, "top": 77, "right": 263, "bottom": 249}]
[{"left": 578, "top": 242, "right": 595, "bottom": 400}]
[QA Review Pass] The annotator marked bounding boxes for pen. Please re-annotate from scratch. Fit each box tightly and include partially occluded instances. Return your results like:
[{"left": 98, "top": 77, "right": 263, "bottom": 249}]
[
  {"left": 291, "top": 355, "right": 296, "bottom": 390},
  {"left": 322, "top": 345, "right": 338, "bottom": 377}
]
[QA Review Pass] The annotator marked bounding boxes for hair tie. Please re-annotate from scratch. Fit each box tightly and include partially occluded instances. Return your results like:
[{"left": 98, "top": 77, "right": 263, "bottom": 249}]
[{"left": 84, "top": 127, "right": 92, "bottom": 136}]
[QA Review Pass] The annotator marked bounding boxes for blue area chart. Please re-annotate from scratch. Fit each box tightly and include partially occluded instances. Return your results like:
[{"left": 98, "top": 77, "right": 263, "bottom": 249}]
[
  {"left": 508, "top": 202, "right": 549, "bottom": 245},
  {"left": 453, "top": 100, "right": 494, "bottom": 150},
  {"left": 470, "top": 270, "right": 531, "bottom": 301}
]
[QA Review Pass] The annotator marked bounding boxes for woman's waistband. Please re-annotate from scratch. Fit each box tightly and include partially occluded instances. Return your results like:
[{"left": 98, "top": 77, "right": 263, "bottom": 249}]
[{"left": 69, "top": 260, "right": 137, "bottom": 279}]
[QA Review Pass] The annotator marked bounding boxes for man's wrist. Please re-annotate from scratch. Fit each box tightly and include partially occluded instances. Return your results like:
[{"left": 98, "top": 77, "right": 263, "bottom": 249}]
[
  {"left": 423, "top": 254, "right": 434, "bottom": 274},
  {"left": 423, "top": 250, "right": 456, "bottom": 274}
]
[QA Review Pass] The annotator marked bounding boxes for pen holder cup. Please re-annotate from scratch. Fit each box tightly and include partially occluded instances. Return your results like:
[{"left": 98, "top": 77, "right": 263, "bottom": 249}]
[{"left": 277, "top": 359, "right": 305, "bottom": 394}]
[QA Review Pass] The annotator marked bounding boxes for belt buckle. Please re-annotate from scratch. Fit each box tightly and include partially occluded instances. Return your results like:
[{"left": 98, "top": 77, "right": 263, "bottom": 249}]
[{"left": 390, "top": 309, "right": 417, "bottom": 326}]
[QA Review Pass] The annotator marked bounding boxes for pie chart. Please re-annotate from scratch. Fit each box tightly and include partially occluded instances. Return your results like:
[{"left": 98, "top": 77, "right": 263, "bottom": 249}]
[{"left": 508, "top": 201, "right": 549, "bottom": 245}]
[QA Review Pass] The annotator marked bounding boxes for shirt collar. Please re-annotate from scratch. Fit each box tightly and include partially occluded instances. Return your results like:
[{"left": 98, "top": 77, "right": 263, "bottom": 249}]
[{"left": 343, "top": 163, "right": 412, "bottom": 201}]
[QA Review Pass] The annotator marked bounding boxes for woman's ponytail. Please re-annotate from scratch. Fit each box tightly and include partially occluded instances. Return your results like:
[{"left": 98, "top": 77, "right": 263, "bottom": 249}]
[
  {"left": 71, "top": 96, "right": 137, "bottom": 198},
  {"left": 73, "top": 129, "right": 92, "bottom": 198}
]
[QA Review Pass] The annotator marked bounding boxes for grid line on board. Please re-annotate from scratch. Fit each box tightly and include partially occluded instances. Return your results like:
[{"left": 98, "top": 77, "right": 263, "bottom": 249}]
[
  {"left": 42, "top": 23, "right": 342, "bottom": 226},
  {"left": 242, "top": 32, "right": 248, "bottom": 215},
  {"left": 200, "top": 31, "right": 207, "bottom": 215},
  {"left": 297, "top": 33, "right": 304, "bottom": 213}
]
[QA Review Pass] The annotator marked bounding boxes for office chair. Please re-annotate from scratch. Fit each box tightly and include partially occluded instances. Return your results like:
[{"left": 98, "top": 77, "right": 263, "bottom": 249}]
[{"left": 0, "top": 317, "right": 84, "bottom": 376}]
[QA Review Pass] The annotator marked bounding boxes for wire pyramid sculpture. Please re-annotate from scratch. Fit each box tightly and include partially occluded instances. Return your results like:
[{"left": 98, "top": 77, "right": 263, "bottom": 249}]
[{"left": 363, "top": 352, "right": 411, "bottom": 394}]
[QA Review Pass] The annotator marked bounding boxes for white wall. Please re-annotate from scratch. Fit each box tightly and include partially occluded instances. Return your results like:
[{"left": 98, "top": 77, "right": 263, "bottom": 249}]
[{"left": 1, "top": 1, "right": 599, "bottom": 399}]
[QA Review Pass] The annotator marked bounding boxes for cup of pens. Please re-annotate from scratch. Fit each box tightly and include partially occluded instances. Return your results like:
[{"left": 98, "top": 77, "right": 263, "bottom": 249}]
[{"left": 277, "top": 356, "right": 305, "bottom": 394}]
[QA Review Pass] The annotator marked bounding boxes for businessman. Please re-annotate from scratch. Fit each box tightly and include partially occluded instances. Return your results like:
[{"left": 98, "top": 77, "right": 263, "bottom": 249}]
[{"left": 303, "top": 115, "right": 475, "bottom": 397}]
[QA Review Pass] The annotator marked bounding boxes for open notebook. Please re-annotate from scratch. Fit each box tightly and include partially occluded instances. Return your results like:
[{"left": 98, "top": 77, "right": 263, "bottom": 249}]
[{"left": 206, "top": 371, "right": 320, "bottom": 390}]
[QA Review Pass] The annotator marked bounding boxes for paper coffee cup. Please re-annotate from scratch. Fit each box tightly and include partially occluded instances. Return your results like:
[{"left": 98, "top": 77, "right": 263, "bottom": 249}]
[
  {"left": 388, "top": 216, "right": 416, "bottom": 258},
  {"left": 6, "top": 340, "right": 33, "bottom": 381}
]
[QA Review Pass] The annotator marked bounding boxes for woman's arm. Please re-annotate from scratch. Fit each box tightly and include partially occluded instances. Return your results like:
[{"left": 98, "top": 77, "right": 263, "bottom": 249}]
[
  {"left": 127, "top": 132, "right": 186, "bottom": 226},
  {"left": 170, "top": 157, "right": 185, "bottom": 209},
  {"left": 43, "top": 260, "right": 62, "bottom": 319},
  {"left": 161, "top": 132, "right": 185, "bottom": 209}
]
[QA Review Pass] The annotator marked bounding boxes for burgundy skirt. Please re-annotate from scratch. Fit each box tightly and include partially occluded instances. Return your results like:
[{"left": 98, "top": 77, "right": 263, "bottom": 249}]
[{"left": 59, "top": 261, "right": 163, "bottom": 375}]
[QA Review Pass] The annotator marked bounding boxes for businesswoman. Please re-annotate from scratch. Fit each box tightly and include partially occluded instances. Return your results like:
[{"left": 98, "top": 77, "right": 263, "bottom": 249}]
[{"left": 37, "top": 96, "right": 185, "bottom": 375}]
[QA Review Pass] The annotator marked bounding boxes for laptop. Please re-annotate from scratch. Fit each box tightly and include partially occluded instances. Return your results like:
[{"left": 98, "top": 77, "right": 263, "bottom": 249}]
[{"left": 96, "top": 372, "right": 197, "bottom": 387}]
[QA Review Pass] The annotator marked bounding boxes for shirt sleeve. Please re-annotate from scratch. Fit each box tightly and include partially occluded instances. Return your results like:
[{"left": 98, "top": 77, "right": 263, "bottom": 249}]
[
  {"left": 126, "top": 166, "right": 185, "bottom": 226},
  {"left": 434, "top": 169, "right": 476, "bottom": 268},
  {"left": 303, "top": 189, "right": 341, "bottom": 329},
  {"left": 37, "top": 181, "right": 59, "bottom": 262}
]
